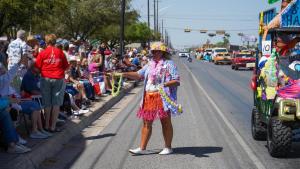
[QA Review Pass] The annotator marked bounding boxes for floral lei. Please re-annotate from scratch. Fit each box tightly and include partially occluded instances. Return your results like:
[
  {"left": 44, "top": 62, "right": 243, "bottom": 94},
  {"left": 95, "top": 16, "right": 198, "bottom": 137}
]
[
  {"left": 147, "top": 59, "right": 183, "bottom": 115},
  {"left": 148, "top": 59, "right": 164, "bottom": 84},
  {"left": 158, "top": 86, "right": 183, "bottom": 115}
]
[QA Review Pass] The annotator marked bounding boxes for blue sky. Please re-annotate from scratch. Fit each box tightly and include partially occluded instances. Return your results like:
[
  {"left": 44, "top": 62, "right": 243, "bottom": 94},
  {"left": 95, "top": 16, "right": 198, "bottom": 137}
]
[{"left": 131, "top": 0, "right": 281, "bottom": 48}]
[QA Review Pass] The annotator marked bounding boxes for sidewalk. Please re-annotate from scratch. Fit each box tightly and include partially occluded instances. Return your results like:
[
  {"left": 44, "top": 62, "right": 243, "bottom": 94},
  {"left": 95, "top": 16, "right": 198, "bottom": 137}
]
[{"left": 0, "top": 81, "right": 137, "bottom": 169}]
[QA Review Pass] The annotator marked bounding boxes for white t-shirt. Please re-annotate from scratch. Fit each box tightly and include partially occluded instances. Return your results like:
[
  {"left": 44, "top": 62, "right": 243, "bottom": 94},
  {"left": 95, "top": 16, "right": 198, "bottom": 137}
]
[{"left": 6, "top": 38, "right": 30, "bottom": 70}]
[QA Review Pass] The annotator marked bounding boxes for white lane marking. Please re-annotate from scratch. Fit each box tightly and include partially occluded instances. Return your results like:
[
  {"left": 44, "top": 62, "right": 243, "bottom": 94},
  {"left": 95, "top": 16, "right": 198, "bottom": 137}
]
[{"left": 183, "top": 63, "right": 266, "bottom": 169}]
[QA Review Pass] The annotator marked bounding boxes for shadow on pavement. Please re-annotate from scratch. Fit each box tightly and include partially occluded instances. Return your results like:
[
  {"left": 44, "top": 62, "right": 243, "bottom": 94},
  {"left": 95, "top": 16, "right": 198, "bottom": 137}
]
[
  {"left": 173, "top": 146, "right": 223, "bottom": 157},
  {"left": 85, "top": 133, "right": 116, "bottom": 140}
]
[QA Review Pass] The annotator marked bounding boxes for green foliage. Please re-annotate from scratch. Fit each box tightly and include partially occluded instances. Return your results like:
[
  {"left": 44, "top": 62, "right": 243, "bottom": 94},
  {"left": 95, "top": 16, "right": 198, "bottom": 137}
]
[
  {"left": 0, "top": 0, "right": 154, "bottom": 44},
  {"left": 125, "top": 22, "right": 152, "bottom": 43}
]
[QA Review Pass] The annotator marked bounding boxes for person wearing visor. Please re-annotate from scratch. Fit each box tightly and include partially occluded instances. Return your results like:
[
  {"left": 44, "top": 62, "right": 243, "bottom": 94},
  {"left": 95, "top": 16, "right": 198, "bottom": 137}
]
[
  {"left": 121, "top": 42, "right": 181, "bottom": 155},
  {"left": 263, "top": 0, "right": 292, "bottom": 40}
]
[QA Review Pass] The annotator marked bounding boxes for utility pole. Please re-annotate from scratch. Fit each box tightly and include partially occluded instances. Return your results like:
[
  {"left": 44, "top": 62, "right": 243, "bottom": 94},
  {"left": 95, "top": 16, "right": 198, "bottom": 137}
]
[
  {"left": 165, "top": 31, "right": 169, "bottom": 46},
  {"left": 165, "top": 29, "right": 167, "bottom": 43},
  {"left": 147, "top": 0, "right": 150, "bottom": 28},
  {"left": 153, "top": 0, "right": 156, "bottom": 33},
  {"left": 156, "top": 0, "right": 159, "bottom": 33},
  {"left": 147, "top": 0, "right": 150, "bottom": 46},
  {"left": 161, "top": 19, "right": 164, "bottom": 42},
  {"left": 120, "top": 0, "right": 126, "bottom": 58}
]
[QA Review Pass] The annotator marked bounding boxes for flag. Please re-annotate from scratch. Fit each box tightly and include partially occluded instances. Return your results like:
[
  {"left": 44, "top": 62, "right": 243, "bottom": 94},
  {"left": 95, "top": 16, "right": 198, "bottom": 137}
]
[
  {"left": 268, "top": 0, "right": 280, "bottom": 4},
  {"left": 92, "top": 75, "right": 106, "bottom": 96}
]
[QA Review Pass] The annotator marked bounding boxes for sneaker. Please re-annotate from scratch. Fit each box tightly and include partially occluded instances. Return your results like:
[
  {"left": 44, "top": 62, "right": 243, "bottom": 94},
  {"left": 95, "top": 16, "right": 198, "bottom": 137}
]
[
  {"left": 56, "top": 118, "right": 66, "bottom": 125},
  {"left": 79, "top": 109, "right": 89, "bottom": 114},
  {"left": 94, "top": 96, "right": 101, "bottom": 100},
  {"left": 159, "top": 148, "right": 173, "bottom": 155},
  {"left": 18, "top": 136, "right": 27, "bottom": 145},
  {"left": 16, "top": 143, "right": 32, "bottom": 152},
  {"left": 83, "top": 99, "right": 91, "bottom": 106},
  {"left": 74, "top": 109, "right": 89, "bottom": 116},
  {"left": 30, "top": 131, "right": 48, "bottom": 139},
  {"left": 123, "top": 82, "right": 130, "bottom": 86},
  {"left": 129, "top": 147, "right": 147, "bottom": 155},
  {"left": 81, "top": 104, "right": 88, "bottom": 110},
  {"left": 7, "top": 144, "right": 31, "bottom": 154},
  {"left": 73, "top": 111, "right": 80, "bottom": 116},
  {"left": 40, "top": 129, "right": 53, "bottom": 137}
]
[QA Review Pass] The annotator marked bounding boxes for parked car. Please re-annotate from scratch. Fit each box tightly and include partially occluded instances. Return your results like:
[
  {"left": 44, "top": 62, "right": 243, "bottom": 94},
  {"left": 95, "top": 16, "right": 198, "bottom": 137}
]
[{"left": 231, "top": 52, "right": 255, "bottom": 70}]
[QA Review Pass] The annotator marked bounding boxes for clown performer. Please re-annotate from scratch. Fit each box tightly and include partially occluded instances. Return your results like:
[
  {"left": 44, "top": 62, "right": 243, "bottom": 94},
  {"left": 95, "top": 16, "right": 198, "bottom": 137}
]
[{"left": 121, "top": 42, "right": 181, "bottom": 155}]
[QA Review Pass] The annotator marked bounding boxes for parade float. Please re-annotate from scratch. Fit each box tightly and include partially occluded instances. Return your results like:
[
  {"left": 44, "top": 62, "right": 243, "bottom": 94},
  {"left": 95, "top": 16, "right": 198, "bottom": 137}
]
[{"left": 251, "top": 0, "right": 300, "bottom": 157}]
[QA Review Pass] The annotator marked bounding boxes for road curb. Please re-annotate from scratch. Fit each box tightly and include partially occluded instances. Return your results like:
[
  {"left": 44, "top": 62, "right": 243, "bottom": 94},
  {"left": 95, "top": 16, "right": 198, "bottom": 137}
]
[{"left": 5, "top": 81, "right": 137, "bottom": 169}]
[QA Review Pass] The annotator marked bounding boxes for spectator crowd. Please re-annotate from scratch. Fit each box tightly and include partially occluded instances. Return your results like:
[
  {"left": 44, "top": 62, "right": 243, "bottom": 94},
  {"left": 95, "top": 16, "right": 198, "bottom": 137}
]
[{"left": 0, "top": 30, "right": 150, "bottom": 154}]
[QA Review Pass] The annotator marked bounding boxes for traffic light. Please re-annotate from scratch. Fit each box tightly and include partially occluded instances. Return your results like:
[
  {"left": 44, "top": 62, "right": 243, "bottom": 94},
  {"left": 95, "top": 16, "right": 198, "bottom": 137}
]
[
  {"left": 216, "top": 30, "right": 225, "bottom": 35},
  {"left": 184, "top": 28, "right": 191, "bottom": 33},
  {"left": 200, "top": 30, "right": 207, "bottom": 33},
  {"left": 208, "top": 33, "right": 216, "bottom": 37}
]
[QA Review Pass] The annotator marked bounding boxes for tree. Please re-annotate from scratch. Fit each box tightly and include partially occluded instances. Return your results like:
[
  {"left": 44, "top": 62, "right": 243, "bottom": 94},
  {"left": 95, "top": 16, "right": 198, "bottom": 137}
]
[
  {"left": 125, "top": 22, "right": 152, "bottom": 43},
  {"left": 0, "top": 0, "right": 153, "bottom": 46},
  {"left": 0, "top": 0, "right": 31, "bottom": 39}
]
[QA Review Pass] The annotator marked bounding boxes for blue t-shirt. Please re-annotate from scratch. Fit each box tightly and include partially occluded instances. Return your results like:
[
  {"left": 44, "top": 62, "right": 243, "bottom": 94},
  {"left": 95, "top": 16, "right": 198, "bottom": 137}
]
[
  {"left": 131, "top": 57, "right": 139, "bottom": 66},
  {"left": 20, "top": 70, "right": 40, "bottom": 94}
]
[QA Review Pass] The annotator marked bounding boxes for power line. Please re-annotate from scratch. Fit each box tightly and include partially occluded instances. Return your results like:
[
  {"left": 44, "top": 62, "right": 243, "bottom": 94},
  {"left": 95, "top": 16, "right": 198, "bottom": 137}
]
[
  {"left": 164, "top": 27, "right": 258, "bottom": 32},
  {"left": 140, "top": 15, "right": 257, "bottom": 22}
]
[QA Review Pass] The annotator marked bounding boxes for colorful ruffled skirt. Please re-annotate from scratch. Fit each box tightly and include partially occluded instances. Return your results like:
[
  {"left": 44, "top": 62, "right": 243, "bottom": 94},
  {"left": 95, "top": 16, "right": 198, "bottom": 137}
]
[{"left": 137, "top": 92, "right": 169, "bottom": 121}]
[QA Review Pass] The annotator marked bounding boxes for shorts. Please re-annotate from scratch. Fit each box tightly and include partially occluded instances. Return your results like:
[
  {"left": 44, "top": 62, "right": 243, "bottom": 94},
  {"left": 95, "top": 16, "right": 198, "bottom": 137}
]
[
  {"left": 40, "top": 78, "right": 66, "bottom": 107},
  {"left": 137, "top": 92, "right": 169, "bottom": 121},
  {"left": 66, "top": 84, "right": 79, "bottom": 96},
  {"left": 20, "top": 100, "right": 41, "bottom": 115}
]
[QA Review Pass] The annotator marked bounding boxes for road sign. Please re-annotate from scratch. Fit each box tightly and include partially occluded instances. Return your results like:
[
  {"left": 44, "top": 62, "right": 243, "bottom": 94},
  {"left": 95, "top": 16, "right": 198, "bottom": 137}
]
[
  {"left": 281, "top": 0, "right": 300, "bottom": 27},
  {"left": 262, "top": 40, "right": 272, "bottom": 56}
]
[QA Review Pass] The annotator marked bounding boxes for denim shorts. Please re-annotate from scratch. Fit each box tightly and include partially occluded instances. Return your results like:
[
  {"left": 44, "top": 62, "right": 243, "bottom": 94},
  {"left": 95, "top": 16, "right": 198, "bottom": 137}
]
[
  {"left": 20, "top": 100, "right": 41, "bottom": 115},
  {"left": 40, "top": 78, "right": 66, "bottom": 107},
  {"left": 66, "top": 84, "right": 79, "bottom": 96}
]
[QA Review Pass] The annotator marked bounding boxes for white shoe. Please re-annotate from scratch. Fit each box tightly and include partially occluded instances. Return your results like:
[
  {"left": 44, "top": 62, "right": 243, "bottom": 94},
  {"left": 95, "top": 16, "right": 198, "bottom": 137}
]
[
  {"left": 129, "top": 147, "right": 147, "bottom": 155},
  {"left": 30, "top": 131, "right": 48, "bottom": 139},
  {"left": 16, "top": 143, "right": 32, "bottom": 152},
  {"left": 74, "top": 109, "right": 89, "bottom": 115},
  {"left": 79, "top": 109, "right": 89, "bottom": 114},
  {"left": 40, "top": 129, "right": 53, "bottom": 137},
  {"left": 18, "top": 136, "right": 27, "bottom": 145},
  {"left": 7, "top": 144, "right": 31, "bottom": 154},
  {"left": 159, "top": 148, "right": 173, "bottom": 155}
]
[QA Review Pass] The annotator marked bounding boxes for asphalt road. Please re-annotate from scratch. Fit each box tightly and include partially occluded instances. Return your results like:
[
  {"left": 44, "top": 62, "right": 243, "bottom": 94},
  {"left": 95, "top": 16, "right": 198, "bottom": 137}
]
[{"left": 40, "top": 56, "right": 300, "bottom": 169}]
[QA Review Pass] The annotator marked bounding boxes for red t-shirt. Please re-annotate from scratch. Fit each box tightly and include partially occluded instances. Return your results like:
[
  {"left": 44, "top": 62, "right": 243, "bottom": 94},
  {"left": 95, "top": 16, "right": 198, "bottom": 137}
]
[{"left": 35, "top": 46, "right": 69, "bottom": 79}]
